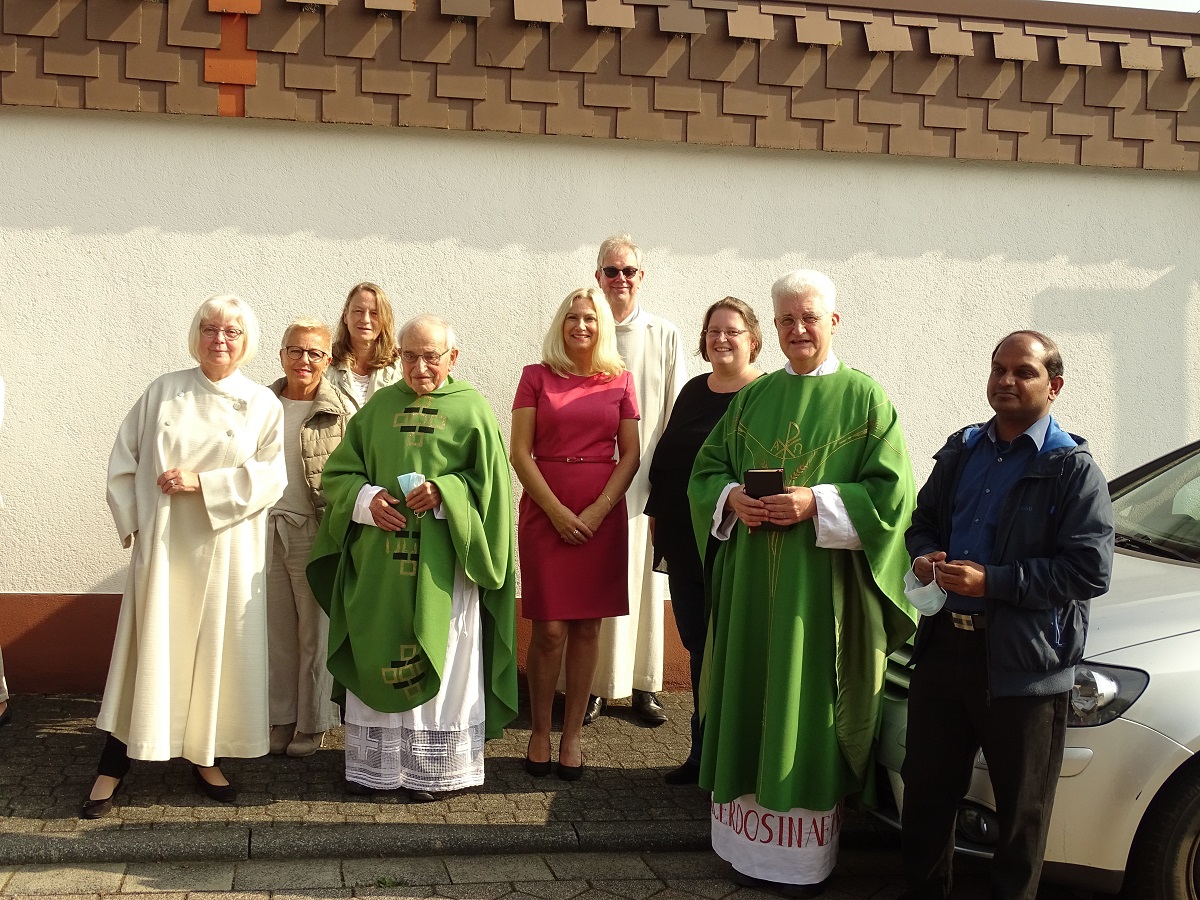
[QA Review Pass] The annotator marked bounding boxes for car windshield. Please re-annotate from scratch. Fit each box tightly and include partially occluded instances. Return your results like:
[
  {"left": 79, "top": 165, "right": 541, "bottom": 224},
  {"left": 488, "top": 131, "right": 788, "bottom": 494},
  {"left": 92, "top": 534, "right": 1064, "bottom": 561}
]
[{"left": 1111, "top": 445, "right": 1200, "bottom": 563}]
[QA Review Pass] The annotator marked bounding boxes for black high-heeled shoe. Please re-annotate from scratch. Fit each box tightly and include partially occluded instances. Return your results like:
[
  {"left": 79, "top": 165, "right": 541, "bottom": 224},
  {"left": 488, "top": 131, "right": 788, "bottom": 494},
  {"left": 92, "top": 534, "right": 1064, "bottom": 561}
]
[
  {"left": 192, "top": 765, "right": 237, "bottom": 803},
  {"left": 524, "top": 756, "right": 552, "bottom": 777},
  {"left": 556, "top": 758, "right": 585, "bottom": 781},
  {"left": 81, "top": 777, "right": 124, "bottom": 820}
]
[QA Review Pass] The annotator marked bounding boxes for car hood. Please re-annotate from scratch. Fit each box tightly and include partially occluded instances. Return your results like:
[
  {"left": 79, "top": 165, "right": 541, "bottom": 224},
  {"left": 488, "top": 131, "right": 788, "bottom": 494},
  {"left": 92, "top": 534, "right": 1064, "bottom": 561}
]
[{"left": 1084, "top": 548, "right": 1200, "bottom": 658}]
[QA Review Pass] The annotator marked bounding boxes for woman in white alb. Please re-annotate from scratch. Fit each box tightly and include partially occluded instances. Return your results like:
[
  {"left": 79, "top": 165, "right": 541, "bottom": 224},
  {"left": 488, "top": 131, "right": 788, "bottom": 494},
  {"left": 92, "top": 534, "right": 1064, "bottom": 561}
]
[
  {"left": 326, "top": 282, "right": 402, "bottom": 413},
  {"left": 83, "top": 295, "right": 286, "bottom": 819}
]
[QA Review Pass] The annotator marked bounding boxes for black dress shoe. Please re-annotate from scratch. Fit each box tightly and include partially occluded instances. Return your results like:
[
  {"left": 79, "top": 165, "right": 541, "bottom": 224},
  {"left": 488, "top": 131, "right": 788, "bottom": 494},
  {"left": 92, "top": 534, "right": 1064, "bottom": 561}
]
[
  {"left": 582, "top": 695, "right": 605, "bottom": 725},
  {"left": 732, "top": 870, "right": 828, "bottom": 898},
  {"left": 524, "top": 756, "right": 552, "bottom": 777},
  {"left": 664, "top": 758, "right": 701, "bottom": 785},
  {"left": 345, "top": 779, "right": 379, "bottom": 796},
  {"left": 81, "top": 778, "right": 124, "bottom": 820},
  {"left": 631, "top": 690, "right": 669, "bottom": 727},
  {"left": 0, "top": 703, "right": 11, "bottom": 727},
  {"left": 404, "top": 787, "right": 438, "bottom": 803},
  {"left": 192, "top": 766, "right": 237, "bottom": 803}
]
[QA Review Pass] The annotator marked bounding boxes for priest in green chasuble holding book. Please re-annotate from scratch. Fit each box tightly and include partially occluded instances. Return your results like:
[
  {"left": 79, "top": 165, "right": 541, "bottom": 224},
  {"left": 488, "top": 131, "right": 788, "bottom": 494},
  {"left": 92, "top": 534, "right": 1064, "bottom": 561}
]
[{"left": 689, "top": 271, "right": 917, "bottom": 897}]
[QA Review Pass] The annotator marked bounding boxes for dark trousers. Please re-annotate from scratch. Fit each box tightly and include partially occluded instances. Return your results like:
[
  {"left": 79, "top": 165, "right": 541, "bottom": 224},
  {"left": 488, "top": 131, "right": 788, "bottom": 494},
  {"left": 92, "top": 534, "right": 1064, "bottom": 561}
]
[
  {"left": 97, "top": 733, "right": 132, "bottom": 779},
  {"left": 900, "top": 614, "right": 1069, "bottom": 900},
  {"left": 666, "top": 566, "right": 706, "bottom": 764}
]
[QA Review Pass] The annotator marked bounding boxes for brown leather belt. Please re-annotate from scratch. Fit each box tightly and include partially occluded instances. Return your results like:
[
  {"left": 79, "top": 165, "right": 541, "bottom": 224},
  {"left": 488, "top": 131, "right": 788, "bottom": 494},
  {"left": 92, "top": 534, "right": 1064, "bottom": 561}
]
[
  {"left": 536, "top": 456, "right": 614, "bottom": 464},
  {"left": 949, "top": 611, "right": 987, "bottom": 631}
]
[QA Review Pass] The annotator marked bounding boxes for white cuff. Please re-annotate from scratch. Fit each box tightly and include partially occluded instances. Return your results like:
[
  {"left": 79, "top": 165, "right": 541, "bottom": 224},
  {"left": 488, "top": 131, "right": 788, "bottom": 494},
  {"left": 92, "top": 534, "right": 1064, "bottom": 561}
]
[
  {"left": 353, "top": 485, "right": 386, "bottom": 526},
  {"left": 711, "top": 482, "right": 740, "bottom": 541},
  {"left": 811, "top": 484, "right": 861, "bottom": 549}
]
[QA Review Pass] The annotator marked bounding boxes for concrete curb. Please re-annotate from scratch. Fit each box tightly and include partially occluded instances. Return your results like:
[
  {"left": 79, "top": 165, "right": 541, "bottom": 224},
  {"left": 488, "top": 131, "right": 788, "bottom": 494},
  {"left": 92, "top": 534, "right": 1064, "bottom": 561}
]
[{"left": 0, "top": 821, "right": 712, "bottom": 866}]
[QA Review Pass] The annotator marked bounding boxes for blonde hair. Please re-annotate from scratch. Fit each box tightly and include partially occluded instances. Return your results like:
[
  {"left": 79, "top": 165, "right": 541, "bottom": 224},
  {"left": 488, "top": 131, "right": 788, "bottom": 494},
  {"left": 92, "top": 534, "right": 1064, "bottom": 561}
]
[
  {"left": 595, "top": 233, "right": 644, "bottom": 271},
  {"left": 281, "top": 316, "right": 332, "bottom": 349},
  {"left": 188, "top": 294, "right": 260, "bottom": 366},
  {"left": 331, "top": 281, "right": 400, "bottom": 370},
  {"left": 541, "top": 288, "right": 624, "bottom": 379}
]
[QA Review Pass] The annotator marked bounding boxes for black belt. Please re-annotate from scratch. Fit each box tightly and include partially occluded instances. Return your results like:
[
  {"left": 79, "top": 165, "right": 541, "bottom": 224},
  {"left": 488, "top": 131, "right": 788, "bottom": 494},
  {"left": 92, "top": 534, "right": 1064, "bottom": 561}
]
[{"left": 947, "top": 611, "right": 987, "bottom": 631}]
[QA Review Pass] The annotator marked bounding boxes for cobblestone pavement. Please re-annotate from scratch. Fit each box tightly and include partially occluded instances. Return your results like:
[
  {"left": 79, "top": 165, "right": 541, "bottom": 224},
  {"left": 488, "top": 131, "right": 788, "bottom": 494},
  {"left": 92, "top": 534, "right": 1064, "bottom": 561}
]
[{"left": 0, "top": 695, "right": 1102, "bottom": 899}]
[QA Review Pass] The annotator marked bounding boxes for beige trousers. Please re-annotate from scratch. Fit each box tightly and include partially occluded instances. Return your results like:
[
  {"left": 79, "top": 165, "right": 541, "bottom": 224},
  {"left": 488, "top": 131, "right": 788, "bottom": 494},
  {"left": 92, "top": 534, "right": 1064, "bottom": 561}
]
[{"left": 266, "top": 515, "right": 340, "bottom": 734}]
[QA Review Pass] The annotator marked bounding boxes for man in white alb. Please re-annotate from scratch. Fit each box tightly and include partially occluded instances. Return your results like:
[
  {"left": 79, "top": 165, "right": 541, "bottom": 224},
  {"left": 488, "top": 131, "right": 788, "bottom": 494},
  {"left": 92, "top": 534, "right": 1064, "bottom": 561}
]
[{"left": 584, "top": 234, "right": 689, "bottom": 727}]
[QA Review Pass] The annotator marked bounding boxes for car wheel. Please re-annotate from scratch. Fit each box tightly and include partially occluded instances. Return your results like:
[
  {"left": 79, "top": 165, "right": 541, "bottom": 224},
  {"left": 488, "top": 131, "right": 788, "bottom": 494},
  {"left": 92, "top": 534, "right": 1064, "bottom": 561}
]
[{"left": 1124, "top": 768, "right": 1200, "bottom": 899}]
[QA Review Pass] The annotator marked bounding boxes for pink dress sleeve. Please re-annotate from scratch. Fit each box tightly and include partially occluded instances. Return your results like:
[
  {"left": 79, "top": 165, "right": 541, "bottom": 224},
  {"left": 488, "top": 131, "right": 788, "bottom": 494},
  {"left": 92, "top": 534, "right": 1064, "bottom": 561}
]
[
  {"left": 513, "top": 364, "right": 542, "bottom": 410},
  {"left": 619, "top": 370, "right": 640, "bottom": 420}
]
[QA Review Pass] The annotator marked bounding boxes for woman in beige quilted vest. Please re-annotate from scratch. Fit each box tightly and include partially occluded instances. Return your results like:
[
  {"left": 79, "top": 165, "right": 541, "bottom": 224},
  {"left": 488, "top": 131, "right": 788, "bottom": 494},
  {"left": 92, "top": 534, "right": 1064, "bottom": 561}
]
[{"left": 266, "top": 318, "right": 349, "bottom": 758}]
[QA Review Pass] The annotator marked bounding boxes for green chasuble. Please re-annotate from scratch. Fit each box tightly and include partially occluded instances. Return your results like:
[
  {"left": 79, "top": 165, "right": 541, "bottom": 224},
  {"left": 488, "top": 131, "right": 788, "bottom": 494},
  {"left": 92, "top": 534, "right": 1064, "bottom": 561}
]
[
  {"left": 689, "top": 362, "right": 917, "bottom": 813},
  {"left": 307, "top": 377, "right": 518, "bottom": 740}
]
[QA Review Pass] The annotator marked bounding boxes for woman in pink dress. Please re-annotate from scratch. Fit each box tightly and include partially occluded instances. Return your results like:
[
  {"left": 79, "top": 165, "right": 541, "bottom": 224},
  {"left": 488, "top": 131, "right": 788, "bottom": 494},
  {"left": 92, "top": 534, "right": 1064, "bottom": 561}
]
[{"left": 511, "top": 287, "right": 640, "bottom": 780}]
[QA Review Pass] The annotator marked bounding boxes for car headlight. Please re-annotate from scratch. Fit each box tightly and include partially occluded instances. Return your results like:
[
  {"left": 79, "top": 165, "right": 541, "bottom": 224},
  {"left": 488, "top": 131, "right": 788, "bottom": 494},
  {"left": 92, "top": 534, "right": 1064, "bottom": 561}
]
[{"left": 1068, "top": 663, "right": 1149, "bottom": 727}]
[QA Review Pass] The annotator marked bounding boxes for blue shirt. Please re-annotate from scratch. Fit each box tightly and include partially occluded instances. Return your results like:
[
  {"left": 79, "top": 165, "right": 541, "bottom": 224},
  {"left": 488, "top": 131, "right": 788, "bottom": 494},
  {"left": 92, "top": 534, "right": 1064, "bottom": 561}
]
[{"left": 945, "top": 414, "right": 1053, "bottom": 612}]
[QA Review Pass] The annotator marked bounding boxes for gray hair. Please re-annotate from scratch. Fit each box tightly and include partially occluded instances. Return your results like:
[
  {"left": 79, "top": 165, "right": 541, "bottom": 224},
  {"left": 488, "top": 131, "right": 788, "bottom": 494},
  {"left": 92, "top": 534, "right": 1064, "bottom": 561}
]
[
  {"left": 770, "top": 270, "right": 837, "bottom": 314},
  {"left": 187, "top": 294, "right": 260, "bottom": 366},
  {"left": 595, "top": 233, "right": 644, "bottom": 271},
  {"left": 398, "top": 315, "right": 457, "bottom": 351}
]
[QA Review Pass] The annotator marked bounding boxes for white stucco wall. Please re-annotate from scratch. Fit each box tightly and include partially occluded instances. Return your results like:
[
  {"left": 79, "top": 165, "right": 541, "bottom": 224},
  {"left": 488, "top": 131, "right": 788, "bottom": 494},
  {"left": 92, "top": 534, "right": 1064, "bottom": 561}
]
[{"left": 1, "top": 105, "right": 1198, "bottom": 593}]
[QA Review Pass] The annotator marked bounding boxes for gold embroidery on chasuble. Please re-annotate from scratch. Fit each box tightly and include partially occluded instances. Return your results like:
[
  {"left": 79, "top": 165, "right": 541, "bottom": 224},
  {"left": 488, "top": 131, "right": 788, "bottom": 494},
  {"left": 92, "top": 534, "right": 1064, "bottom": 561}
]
[
  {"left": 381, "top": 643, "right": 427, "bottom": 702},
  {"left": 393, "top": 404, "right": 448, "bottom": 448}
]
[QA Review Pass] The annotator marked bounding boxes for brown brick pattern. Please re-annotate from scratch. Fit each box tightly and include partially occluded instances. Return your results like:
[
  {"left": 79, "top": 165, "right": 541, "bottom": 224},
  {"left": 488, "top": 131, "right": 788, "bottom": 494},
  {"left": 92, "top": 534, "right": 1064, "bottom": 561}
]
[{"left": 1, "top": 0, "right": 1198, "bottom": 170}]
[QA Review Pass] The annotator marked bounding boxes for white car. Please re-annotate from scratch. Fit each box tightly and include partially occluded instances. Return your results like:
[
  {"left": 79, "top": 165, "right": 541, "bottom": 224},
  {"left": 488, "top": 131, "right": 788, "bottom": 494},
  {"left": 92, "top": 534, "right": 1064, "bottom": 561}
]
[{"left": 876, "top": 441, "right": 1200, "bottom": 898}]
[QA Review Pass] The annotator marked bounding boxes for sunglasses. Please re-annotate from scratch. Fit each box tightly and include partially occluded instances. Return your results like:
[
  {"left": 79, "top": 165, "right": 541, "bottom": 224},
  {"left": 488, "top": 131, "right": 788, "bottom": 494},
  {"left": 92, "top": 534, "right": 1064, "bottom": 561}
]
[{"left": 602, "top": 266, "right": 640, "bottom": 279}]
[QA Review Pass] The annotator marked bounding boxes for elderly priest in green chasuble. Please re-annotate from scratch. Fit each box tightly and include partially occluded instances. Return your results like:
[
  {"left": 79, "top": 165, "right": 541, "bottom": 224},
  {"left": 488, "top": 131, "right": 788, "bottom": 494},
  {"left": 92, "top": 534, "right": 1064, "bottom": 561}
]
[
  {"left": 308, "top": 315, "right": 517, "bottom": 801},
  {"left": 689, "top": 271, "right": 916, "bottom": 898}
]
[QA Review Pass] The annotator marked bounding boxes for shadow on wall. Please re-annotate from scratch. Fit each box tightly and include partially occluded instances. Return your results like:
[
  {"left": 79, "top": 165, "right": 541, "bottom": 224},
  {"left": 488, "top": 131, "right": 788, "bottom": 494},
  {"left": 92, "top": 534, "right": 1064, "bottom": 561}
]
[{"left": 3, "top": 108, "right": 1198, "bottom": 273}]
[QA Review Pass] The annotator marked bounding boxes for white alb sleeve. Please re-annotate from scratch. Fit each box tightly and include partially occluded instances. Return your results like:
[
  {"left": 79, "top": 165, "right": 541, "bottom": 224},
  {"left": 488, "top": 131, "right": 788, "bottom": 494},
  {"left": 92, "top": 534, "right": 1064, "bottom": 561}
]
[
  {"left": 812, "top": 484, "right": 862, "bottom": 549},
  {"left": 353, "top": 485, "right": 386, "bottom": 525},
  {"left": 711, "top": 482, "right": 740, "bottom": 540}
]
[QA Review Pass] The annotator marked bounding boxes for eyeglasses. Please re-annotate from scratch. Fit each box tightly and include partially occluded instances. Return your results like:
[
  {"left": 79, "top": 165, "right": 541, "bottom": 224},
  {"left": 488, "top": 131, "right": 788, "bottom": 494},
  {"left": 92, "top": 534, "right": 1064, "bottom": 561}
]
[
  {"left": 601, "top": 266, "right": 640, "bottom": 279},
  {"left": 401, "top": 348, "right": 452, "bottom": 367},
  {"left": 705, "top": 329, "right": 747, "bottom": 339},
  {"left": 201, "top": 325, "right": 244, "bottom": 340},
  {"left": 777, "top": 315, "right": 826, "bottom": 329},
  {"left": 284, "top": 346, "right": 329, "bottom": 362}
]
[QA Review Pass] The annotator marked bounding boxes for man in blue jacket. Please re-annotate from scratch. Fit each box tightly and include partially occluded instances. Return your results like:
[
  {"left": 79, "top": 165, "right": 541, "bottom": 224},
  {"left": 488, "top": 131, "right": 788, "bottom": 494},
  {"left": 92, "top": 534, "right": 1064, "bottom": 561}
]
[{"left": 900, "top": 330, "right": 1114, "bottom": 900}]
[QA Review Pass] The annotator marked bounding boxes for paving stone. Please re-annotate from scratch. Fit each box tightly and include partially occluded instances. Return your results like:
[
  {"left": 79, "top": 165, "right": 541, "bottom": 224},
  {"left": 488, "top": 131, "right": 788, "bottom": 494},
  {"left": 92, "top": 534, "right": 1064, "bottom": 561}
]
[
  {"left": 509, "top": 879, "right": 589, "bottom": 900},
  {"left": 434, "top": 882, "right": 512, "bottom": 900},
  {"left": 122, "top": 860, "right": 236, "bottom": 892},
  {"left": 353, "top": 887, "right": 435, "bottom": 898},
  {"left": 546, "top": 855, "right": 655, "bottom": 881},
  {"left": 661, "top": 879, "right": 737, "bottom": 899},
  {"left": 586, "top": 880, "right": 663, "bottom": 900},
  {"left": 342, "top": 858, "right": 450, "bottom": 888},
  {"left": 446, "top": 855, "right": 554, "bottom": 884},
  {"left": 233, "top": 858, "right": 345, "bottom": 890},
  {"left": 2, "top": 862, "right": 125, "bottom": 895},
  {"left": 643, "top": 854, "right": 729, "bottom": 881}
]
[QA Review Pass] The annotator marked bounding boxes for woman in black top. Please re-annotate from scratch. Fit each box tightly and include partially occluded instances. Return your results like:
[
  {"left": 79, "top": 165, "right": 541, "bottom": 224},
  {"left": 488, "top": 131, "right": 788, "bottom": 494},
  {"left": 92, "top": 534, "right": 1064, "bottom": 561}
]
[{"left": 645, "top": 297, "right": 763, "bottom": 784}]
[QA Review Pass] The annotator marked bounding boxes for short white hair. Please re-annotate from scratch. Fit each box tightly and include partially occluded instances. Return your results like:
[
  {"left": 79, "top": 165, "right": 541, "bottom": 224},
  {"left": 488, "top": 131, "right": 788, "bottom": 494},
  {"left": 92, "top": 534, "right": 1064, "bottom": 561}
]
[
  {"left": 771, "top": 270, "right": 837, "bottom": 314},
  {"left": 187, "top": 294, "right": 260, "bottom": 366},
  {"left": 398, "top": 315, "right": 457, "bottom": 350},
  {"left": 596, "top": 233, "right": 644, "bottom": 271}
]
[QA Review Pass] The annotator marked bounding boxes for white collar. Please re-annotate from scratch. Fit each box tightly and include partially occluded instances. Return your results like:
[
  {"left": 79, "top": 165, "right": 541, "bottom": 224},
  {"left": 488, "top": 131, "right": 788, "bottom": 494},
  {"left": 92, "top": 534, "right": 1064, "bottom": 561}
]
[{"left": 784, "top": 354, "right": 840, "bottom": 377}]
